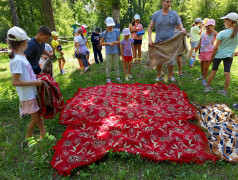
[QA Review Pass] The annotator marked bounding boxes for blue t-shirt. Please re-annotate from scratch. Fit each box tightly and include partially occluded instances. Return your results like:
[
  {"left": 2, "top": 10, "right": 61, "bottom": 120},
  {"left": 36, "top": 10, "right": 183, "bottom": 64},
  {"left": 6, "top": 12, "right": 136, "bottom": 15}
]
[
  {"left": 24, "top": 38, "right": 45, "bottom": 70},
  {"left": 215, "top": 29, "right": 238, "bottom": 59},
  {"left": 152, "top": 10, "right": 180, "bottom": 43},
  {"left": 120, "top": 38, "right": 134, "bottom": 56},
  {"left": 101, "top": 29, "right": 120, "bottom": 54}
]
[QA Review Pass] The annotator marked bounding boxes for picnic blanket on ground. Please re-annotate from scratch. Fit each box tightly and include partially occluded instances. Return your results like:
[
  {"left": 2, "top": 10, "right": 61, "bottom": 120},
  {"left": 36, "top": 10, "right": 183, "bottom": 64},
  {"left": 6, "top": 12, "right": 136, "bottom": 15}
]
[
  {"left": 51, "top": 83, "right": 218, "bottom": 175},
  {"left": 196, "top": 104, "right": 238, "bottom": 163},
  {"left": 146, "top": 33, "right": 188, "bottom": 69},
  {"left": 37, "top": 73, "right": 64, "bottom": 119}
]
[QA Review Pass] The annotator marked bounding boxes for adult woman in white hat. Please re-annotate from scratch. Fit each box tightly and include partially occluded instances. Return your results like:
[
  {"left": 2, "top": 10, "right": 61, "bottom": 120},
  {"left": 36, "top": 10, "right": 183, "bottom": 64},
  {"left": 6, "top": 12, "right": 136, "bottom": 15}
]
[{"left": 129, "top": 14, "right": 144, "bottom": 63}]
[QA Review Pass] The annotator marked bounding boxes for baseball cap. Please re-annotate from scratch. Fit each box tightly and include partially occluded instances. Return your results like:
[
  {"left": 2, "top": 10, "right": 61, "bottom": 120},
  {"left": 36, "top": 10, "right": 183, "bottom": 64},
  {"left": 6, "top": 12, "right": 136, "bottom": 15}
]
[
  {"left": 195, "top": 18, "right": 203, "bottom": 23},
  {"left": 134, "top": 14, "right": 140, "bottom": 20},
  {"left": 7, "top": 26, "right": 30, "bottom": 41},
  {"left": 220, "top": 12, "right": 238, "bottom": 22},
  {"left": 105, "top": 17, "right": 115, "bottom": 26},
  {"left": 206, "top": 19, "right": 216, "bottom": 26},
  {"left": 95, "top": 27, "right": 101, "bottom": 33},
  {"left": 51, "top": 31, "right": 59, "bottom": 36},
  {"left": 122, "top": 28, "right": 131, "bottom": 36}
]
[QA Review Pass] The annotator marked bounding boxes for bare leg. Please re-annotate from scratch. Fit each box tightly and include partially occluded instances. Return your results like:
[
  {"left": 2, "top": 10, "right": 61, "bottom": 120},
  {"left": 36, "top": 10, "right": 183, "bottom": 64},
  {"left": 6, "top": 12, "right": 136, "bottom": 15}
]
[
  {"left": 61, "top": 57, "right": 66, "bottom": 70},
  {"left": 123, "top": 61, "right": 127, "bottom": 76},
  {"left": 206, "top": 70, "right": 217, "bottom": 87},
  {"left": 224, "top": 72, "right": 230, "bottom": 91},
  {"left": 134, "top": 45, "right": 138, "bottom": 61},
  {"left": 138, "top": 44, "right": 142, "bottom": 60},
  {"left": 168, "top": 65, "right": 174, "bottom": 79},
  {"left": 203, "top": 61, "right": 210, "bottom": 80},
  {"left": 27, "top": 111, "right": 46, "bottom": 138},
  {"left": 201, "top": 61, "right": 205, "bottom": 78},
  {"left": 177, "top": 56, "right": 182, "bottom": 74},
  {"left": 128, "top": 60, "right": 132, "bottom": 74},
  {"left": 189, "top": 47, "right": 194, "bottom": 58},
  {"left": 157, "top": 65, "right": 162, "bottom": 78},
  {"left": 58, "top": 58, "right": 62, "bottom": 71}
]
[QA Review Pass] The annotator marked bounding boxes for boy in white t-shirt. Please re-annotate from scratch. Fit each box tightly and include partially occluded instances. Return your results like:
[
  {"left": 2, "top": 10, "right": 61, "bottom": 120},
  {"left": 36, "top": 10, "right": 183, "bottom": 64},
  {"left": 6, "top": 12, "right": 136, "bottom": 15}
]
[{"left": 39, "top": 43, "right": 53, "bottom": 68}]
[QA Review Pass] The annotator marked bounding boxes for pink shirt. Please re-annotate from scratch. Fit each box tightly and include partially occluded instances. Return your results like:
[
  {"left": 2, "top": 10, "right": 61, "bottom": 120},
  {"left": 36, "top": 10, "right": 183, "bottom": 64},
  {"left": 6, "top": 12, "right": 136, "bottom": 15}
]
[
  {"left": 129, "top": 23, "right": 143, "bottom": 40},
  {"left": 200, "top": 33, "right": 215, "bottom": 53}
]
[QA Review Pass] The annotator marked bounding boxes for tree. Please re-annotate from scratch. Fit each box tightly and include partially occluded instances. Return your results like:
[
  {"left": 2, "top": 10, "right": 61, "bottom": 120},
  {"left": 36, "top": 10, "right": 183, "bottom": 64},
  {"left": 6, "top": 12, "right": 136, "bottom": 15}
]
[
  {"left": 9, "top": 0, "right": 18, "bottom": 26},
  {"left": 42, "top": 0, "right": 55, "bottom": 31}
]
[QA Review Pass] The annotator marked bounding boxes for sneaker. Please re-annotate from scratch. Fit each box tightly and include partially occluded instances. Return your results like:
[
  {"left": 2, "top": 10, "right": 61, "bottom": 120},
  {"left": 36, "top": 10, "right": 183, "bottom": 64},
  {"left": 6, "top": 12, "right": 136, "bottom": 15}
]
[
  {"left": 202, "top": 79, "right": 207, "bottom": 86},
  {"left": 218, "top": 89, "right": 228, "bottom": 96},
  {"left": 155, "top": 76, "right": 164, "bottom": 81},
  {"left": 168, "top": 77, "right": 176, "bottom": 82},
  {"left": 189, "top": 58, "right": 194, "bottom": 68},
  {"left": 116, "top": 78, "right": 122, "bottom": 83},
  {"left": 84, "top": 67, "right": 90, "bottom": 73},
  {"left": 40, "top": 133, "right": 56, "bottom": 141},
  {"left": 232, "top": 104, "right": 238, "bottom": 110},
  {"left": 125, "top": 76, "right": 129, "bottom": 81},
  {"left": 25, "top": 137, "right": 37, "bottom": 148},
  {"left": 60, "top": 70, "right": 66, "bottom": 74},
  {"left": 128, "top": 74, "right": 133, "bottom": 78},
  {"left": 107, "top": 79, "right": 111, "bottom": 83},
  {"left": 205, "top": 86, "right": 213, "bottom": 92},
  {"left": 179, "top": 73, "right": 183, "bottom": 77}
]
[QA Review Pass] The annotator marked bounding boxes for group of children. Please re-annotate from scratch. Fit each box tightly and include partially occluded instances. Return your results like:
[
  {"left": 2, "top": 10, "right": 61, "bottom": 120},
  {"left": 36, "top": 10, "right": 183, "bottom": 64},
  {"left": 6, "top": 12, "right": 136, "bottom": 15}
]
[
  {"left": 6, "top": 12, "right": 238, "bottom": 148},
  {"left": 189, "top": 12, "right": 238, "bottom": 96}
]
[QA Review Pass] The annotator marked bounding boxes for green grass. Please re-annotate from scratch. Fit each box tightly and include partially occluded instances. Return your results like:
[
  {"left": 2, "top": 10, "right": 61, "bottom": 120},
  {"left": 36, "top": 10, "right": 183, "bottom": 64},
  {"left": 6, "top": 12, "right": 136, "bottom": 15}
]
[{"left": 0, "top": 34, "right": 238, "bottom": 180}]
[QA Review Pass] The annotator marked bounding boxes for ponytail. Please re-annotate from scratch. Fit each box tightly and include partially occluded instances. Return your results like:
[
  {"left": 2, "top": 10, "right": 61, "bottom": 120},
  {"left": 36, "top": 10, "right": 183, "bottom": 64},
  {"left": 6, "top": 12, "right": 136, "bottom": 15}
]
[
  {"left": 80, "top": 33, "right": 85, "bottom": 40},
  {"left": 230, "top": 21, "right": 238, "bottom": 38},
  {"left": 132, "top": 20, "right": 135, "bottom": 26},
  {"left": 7, "top": 34, "right": 25, "bottom": 59}
]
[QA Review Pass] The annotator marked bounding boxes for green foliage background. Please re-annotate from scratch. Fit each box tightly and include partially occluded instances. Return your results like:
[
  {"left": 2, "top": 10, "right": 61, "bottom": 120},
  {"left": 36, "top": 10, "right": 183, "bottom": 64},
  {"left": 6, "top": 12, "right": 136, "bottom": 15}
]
[{"left": 0, "top": 0, "right": 237, "bottom": 42}]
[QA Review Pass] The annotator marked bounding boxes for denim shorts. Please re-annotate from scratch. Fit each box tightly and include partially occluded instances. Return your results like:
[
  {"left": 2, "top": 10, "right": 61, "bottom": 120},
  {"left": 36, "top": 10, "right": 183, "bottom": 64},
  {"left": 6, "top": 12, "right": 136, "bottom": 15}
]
[{"left": 191, "top": 41, "right": 199, "bottom": 48}]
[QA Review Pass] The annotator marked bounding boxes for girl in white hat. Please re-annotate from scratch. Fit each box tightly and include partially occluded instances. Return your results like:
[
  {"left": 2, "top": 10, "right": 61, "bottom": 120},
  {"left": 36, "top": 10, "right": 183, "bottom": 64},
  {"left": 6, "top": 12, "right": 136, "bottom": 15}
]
[
  {"left": 129, "top": 14, "right": 144, "bottom": 63},
  {"left": 101, "top": 17, "right": 121, "bottom": 83},
  {"left": 205, "top": 12, "right": 238, "bottom": 96},
  {"left": 7, "top": 26, "right": 55, "bottom": 148},
  {"left": 120, "top": 28, "right": 135, "bottom": 81}
]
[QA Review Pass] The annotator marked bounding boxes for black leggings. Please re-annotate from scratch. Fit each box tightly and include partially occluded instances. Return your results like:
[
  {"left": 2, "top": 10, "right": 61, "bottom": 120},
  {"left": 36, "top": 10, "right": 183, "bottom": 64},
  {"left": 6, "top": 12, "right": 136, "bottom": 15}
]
[{"left": 212, "top": 57, "right": 233, "bottom": 73}]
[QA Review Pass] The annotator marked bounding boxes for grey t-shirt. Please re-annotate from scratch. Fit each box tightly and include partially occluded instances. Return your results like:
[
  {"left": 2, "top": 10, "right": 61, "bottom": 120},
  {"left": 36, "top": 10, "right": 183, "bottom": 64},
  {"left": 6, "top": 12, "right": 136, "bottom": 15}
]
[{"left": 152, "top": 10, "right": 180, "bottom": 42}]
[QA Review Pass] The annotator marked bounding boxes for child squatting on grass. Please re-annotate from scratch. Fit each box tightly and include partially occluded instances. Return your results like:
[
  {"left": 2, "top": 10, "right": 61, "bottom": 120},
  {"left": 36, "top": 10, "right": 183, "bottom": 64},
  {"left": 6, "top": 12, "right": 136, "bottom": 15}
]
[
  {"left": 195, "top": 19, "right": 218, "bottom": 86},
  {"left": 7, "top": 26, "right": 55, "bottom": 148},
  {"left": 51, "top": 31, "right": 66, "bottom": 74},
  {"left": 205, "top": 12, "right": 238, "bottom": 96},
  {"left": 120, "top": 28, "right": 135, "bottom": 81},
  {"left": 100, "top": 17, "right": 122, "bottom": 84}
]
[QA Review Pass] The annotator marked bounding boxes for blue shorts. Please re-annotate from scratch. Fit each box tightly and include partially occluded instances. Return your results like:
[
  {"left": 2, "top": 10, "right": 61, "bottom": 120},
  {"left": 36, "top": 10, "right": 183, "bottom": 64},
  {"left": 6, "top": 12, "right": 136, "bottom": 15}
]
[{"left": 191, "top": 41, "right": 199, "bottom": 48}]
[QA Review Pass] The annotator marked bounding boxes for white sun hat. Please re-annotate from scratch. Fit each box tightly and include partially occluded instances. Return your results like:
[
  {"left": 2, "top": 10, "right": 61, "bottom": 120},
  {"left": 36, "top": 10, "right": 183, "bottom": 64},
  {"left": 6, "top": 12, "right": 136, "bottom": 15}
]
[
  {"left": 122, "top": 28, "right": 131, "bottom": 36},
  {"left": 7, "top": 26, "right": 30, "bottom": 41},
  {"left": 195, "top": 18, "right": 203, "bottom": 23},
  {"left": 134, "top": 14, "right": 140, "bottom": 20},
  {"left": 220, "top": 12, "right": 238, "bottom": 22},
  {"left": 105, "top": 17, "right": 115, "bottom": 26}
]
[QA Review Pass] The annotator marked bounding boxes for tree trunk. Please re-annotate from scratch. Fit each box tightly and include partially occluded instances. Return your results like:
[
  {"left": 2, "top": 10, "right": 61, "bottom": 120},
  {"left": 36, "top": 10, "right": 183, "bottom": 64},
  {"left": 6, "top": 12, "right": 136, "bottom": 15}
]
[
  {"left": 9, "top": 0, "right": 19, "bottom": 26},
  {"left": 41, "top": 0, "right": 55, "bottom": 31},
  {"left": 112, "top": 3, "right": 120, "bottom": 30}
]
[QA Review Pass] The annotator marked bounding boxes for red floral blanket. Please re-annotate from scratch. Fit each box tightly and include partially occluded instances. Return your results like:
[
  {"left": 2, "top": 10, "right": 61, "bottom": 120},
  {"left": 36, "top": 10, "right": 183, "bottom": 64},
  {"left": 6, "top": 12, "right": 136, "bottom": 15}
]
[
  {"left": 37, "top": 73, "right": 64, "bottom": 119},
  {"left": 51, "top": 83, "right": 218, "bottom": 175}
]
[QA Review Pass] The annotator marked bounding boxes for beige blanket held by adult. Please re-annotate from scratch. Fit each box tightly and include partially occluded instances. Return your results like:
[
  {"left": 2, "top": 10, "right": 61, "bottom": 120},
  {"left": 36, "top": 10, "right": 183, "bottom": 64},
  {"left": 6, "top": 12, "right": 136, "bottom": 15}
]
[{"left": 147, "top": 33, "right": 188, "bottom": 69}]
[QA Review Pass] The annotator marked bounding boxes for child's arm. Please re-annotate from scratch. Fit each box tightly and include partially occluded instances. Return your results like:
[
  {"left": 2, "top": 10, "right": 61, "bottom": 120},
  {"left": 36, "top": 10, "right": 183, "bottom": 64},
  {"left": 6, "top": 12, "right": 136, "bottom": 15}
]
[
  {"left": 234, "top": 52, "right": 238, "bottom": 56},
  {"left": 132, "top": 43, "right": 135, "bottom": 58},
  {"left": 120, "top": 44, "right": 124, "bottom": 62},
  {"left": 195, "top": 39, "right": 201, "bottom": 52},
  {"left": 43, "top": 50, "right": 53, "bottom": 58},
  {"left": 210, "top": 39, "right": 221, "bottom": 62},
  {"left": 75, "top": 42, "right": 79, "bottom": 54},
  {"left": 86, "top": 39, "right": 91, "bottom": 48},
  {"left": 12, "top": 73, "right": 42, "bottom": 87},
  {"left": 100, "top": 37, "right": 113, "bottom": 46},
  {"left": 112, "top": 36, "right": 121, "bottom": 46}
]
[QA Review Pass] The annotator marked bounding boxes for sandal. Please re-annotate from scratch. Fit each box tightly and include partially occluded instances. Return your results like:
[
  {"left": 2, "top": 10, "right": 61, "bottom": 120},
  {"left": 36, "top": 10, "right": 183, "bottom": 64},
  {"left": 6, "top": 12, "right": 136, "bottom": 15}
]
[
  {"left": 40, "top": 133, "right": 56, "bottom": 141},
  {"left": 25, "top": 137, "right": 37, "bottom": 148}
]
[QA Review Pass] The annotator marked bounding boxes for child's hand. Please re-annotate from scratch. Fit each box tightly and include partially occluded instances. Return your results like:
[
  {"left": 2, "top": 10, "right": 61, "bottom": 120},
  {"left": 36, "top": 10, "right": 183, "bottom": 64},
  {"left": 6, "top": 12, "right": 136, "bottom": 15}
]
[
  {"left": 122, "top": 57, "right": 125, "bottom": 62},
  {"left": 61, "top": 51, "right": 64, "bottom": 55},
  {"left": 234, "top": 52, "right": 238, "bottom": 56},
  {"left": 35, "top": 80, "right": 43, "bottom": 86}
]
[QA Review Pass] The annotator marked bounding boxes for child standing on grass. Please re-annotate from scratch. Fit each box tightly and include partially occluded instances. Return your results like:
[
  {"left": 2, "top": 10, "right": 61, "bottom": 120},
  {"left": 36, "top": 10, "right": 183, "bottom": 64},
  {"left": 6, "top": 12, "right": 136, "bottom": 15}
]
[
  {"left": 91, "top": 27, "right": 103, "bottom": 64},
  {"left": 7, "top": 27, "right": 55, "bottom": 148},
  {"left": 189, "top": 18, "right": 203, "bottom": 67},
  {"left": 51, "top": 31, "right": 66, "bottom": 74},
  {"left": 195, "top": 19, "right": 218, "bottom": 86},
  {"left": 120, "top": 28, "right": 135, "bottom": 81},
  {"left": 205, "top": 13, "right": 238, "bottom": 96},
  {"left": 101, "top": 17, "right": 121, "bottom": 84},
  {"left": 75, "top": 27, "right": 91, "bottom": 73},
  {"left": 73, "top": 30, "right": 83, "bottom": 70}
]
